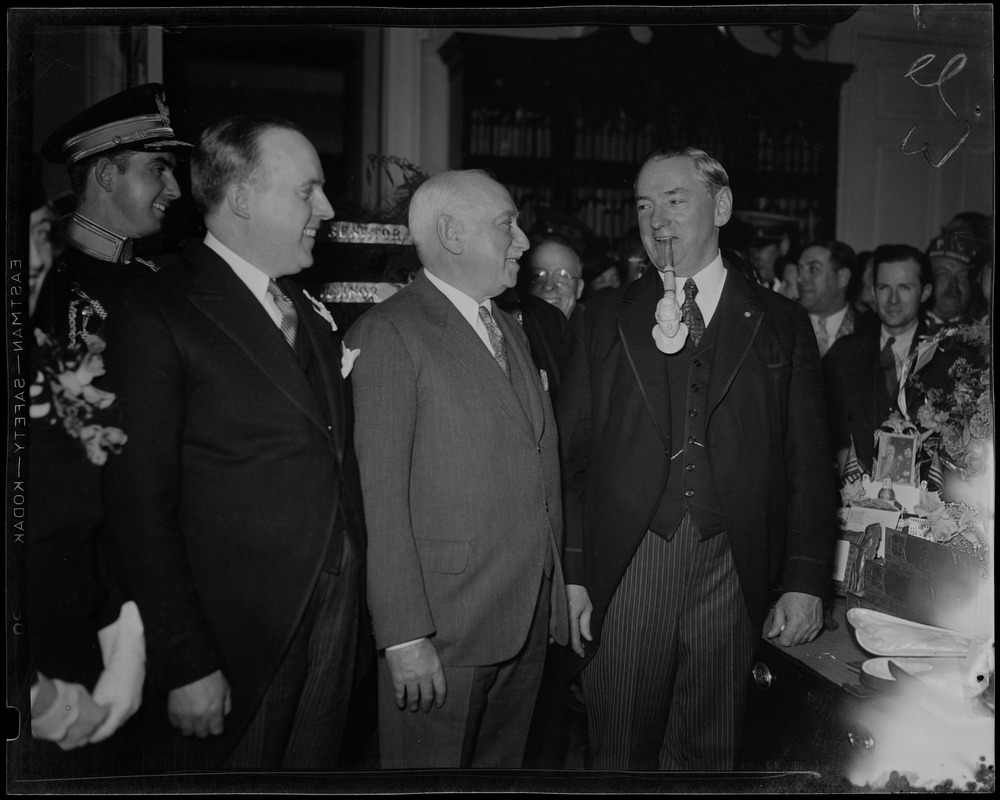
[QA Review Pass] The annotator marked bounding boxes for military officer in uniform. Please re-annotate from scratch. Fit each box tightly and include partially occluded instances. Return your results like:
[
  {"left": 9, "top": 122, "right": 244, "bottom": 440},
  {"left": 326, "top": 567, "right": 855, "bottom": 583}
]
[
  {"left": 18, "top": 84, "right": 190, "bottom": 774},
  {"left": 36, "top": 83, "right": 190, "bottom": 342}
]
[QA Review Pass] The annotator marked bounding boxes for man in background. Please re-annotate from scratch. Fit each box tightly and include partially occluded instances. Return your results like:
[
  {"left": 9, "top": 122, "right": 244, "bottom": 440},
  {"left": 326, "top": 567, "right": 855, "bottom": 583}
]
[
  {"left": 824, "top": 244, "right": 934, "bottom": 476},
  {"left": 925, "top": 232, "right": 982, "bottom": 330},
  {"left": 796, "top": 239, "right": 873, "bottom": 357},
  {"left": 527, "top": 233, "right": 585, "bottom": 320}
]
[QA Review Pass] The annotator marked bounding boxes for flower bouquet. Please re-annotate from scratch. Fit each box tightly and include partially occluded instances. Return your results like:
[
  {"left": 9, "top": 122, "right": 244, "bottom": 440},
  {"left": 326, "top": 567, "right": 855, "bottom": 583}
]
[{"left": 29, "top": 329, "right": 127, "bottom": 466}]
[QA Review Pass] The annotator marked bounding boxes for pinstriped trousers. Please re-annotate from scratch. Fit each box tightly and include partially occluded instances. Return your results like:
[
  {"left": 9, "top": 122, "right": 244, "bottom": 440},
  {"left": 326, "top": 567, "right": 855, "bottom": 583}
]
[
  {"left": 582, "top": 514, "right": 757, "bottom": 771},
  {"left": 224, "top": 537, "right": 361, "bottom": 769}
]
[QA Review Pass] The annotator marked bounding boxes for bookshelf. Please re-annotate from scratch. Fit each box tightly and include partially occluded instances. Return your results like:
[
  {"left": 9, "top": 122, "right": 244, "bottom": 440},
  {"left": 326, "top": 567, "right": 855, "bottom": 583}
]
[{"left": 439, "top": 27, "right": 854, "bottom": 249}]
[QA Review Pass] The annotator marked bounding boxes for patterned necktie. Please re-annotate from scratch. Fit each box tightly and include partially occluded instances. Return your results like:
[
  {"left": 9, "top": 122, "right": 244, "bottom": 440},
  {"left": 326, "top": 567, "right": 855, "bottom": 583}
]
[
  {"left": 267, "top": 279, "right": 298, "bottom": 350},
  {"left": 478, "top": 305, "right": 511, "bottom": 379},
  {"left": 880, "top": 336, "right": 898, "bottom": 406},
  {"left": 814, "top": 315, "right": 830, "bottom": 357},
  {"left": 681, "top": 279, "right": 706, "bottom": 347}
]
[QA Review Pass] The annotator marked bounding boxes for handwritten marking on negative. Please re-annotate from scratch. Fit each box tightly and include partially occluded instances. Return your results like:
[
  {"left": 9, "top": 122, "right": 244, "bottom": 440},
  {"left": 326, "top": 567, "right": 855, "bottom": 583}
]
[{"left": 899, "top": 53, "right": 972, "bottom": 169}]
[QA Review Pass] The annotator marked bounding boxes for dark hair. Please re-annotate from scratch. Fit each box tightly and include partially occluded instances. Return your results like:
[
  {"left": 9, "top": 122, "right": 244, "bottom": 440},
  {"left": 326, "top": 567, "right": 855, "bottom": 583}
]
[
  {"left": 802, "top": 239, "right": 858, "bottom": 298},
  {"left": 872, "top": 244, "right": 933, "bottom": 288},
  {"left": 67, "top": 149, "right": 137, "bottom": 201},
  {"left": 192, "top": 113, "right": 303, "bottom": 216},
  {"left": 634, "top": 146, "right": 729, "bottom": 198}
]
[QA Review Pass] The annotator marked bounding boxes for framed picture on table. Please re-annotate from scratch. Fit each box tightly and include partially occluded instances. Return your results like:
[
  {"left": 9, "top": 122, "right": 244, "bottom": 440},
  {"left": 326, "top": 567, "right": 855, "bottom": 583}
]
[{"left": 873, "top": 431, "right": 920, "bottom": 487}]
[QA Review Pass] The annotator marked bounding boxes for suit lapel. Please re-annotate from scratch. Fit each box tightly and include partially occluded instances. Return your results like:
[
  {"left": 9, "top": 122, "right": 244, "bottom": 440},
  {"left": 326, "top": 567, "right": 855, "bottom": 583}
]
[
  {"left": 184, "top": 244, "right": 332, "bottom": 439},
  {"left": 616, "top": 269, "right": 671, "bottom": 446},
  {"left": 497, "top": 306, "right": 546, "bottom": 442},
  {"left": 707, "top": 265, "right": 765, "bottom": 417},
  {"left": 283, "top": 279, "right": 345, "bottom": 458},
  {"left": 415, "top": 273, "right": 535, "bottom": 440}
]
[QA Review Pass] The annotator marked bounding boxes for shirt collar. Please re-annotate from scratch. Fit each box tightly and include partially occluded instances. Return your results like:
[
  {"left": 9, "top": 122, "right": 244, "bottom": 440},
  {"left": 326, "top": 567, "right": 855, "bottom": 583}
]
[
  {"left": 881, "top": 319, "right": 918, "bottom": 353},
  {"left": 424, "top": 268, "right": 494, "bottom": 327},
  {"left": 64, "top": 212, "right": 133, "bottom": 264},
  {"left": 665, "top": 251, "right": 726, "bottom": 326},
  {"left": 204, "top": 231, "right": 271, "bottom": 305},
  {"left": 810, "top": 303, "right": 849, "bottom": 337}
]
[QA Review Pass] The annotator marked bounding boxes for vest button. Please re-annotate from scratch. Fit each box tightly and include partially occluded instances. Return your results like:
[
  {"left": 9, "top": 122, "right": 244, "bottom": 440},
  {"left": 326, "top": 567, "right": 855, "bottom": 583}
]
[
  {"left": 689, "top": 409, "right": 698, "bottom": 417},
  {"left": 685, "top": 463, "right": 695, "bottom": 471},
  {"left": 684, "top": 490, "right": 695, "bottom": 498},
  {"left": 693, "top": 359, "right": 702, "bottom": 367},
  {"left": 691, "top": 384, "right": 700, "bottom": 392},
  {"left": 687, "top": 435, "right": 697, "bottom": 444}
]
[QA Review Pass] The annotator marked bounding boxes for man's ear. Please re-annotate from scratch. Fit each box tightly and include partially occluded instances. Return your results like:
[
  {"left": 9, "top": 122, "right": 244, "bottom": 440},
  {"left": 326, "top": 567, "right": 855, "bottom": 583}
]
[
  {"left": 437, "top": 214, "right": 463, "bottom": 255},
  {"left": 837, "top": 266, "right": 852, "bottom": 290},
  {"left": 92, "top": 158, "right": 117, "bottom": 194},
  {"left": 920, "top": 283, "right": 933, "bottom": 303},
  {"left": 714, "top": 186, "right": 733, "bottom": 227},
  {"left": 228, "top": 183, "right": 252, "bottom": 221}
]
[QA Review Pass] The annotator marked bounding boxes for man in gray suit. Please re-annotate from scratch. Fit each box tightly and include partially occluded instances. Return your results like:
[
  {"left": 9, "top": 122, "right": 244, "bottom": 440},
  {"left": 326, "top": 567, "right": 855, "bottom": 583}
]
[{"left": 346, "top": 169, "right": 569, "bottom": 768}]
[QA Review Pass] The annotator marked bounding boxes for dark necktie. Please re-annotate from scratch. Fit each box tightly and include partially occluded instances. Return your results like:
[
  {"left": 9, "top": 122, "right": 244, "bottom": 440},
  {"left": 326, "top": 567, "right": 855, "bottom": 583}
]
[
  {"left": 681, "top": 279, "right": 706, "bottom": 347},
  {"left": 880, "top": 336, "right": 898, "bottom": 406},
  {"left": 478, "top": 305, "right": 511, "bottom": 379},
  {"left": 267, "top": 279, "right": 298, "bottom": 350}
]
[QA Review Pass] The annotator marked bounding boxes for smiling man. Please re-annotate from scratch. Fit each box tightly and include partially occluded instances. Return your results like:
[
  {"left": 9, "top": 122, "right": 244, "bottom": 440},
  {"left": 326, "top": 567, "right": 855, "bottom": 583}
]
[
  {"left": 824, "top": 244, "right": 935, "bottom": 476},
  {"left": 557, "top": 146, "right": 836, "bottom": 771},
  {"left": 22, "top": 85, "right": 191, "bottom": 772},
  {"left": 346, "top": 169, "right": 569, "bottom": 768},
  {"left": 527, "top": 234, "right": 585, "bottom": 319},
  {"left": 101, "top": 114, "right": 368, "bottom": 771},
  {"left": 37, "top": 83, "right": 190, "bottom": 343}
]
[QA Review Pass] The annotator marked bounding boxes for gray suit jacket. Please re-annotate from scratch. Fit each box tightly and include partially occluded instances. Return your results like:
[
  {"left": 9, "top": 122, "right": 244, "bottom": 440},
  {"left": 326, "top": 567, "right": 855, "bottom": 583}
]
[{"left": 347, "top": 270, "right": 568, "bottom": 666}]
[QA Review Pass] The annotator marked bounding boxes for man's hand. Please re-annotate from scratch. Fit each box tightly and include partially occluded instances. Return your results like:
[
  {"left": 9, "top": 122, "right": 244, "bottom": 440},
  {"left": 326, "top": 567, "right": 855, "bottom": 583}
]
[
  {"left": 567, "top": 584, "right": 593, "bottom": 658},
  {"left": 765, "top": 591, "right": 823, "bottom": 647},
  {"left": 385, "top": 639, "right": 446, "bottom": 712},
  {"left": 30, "top": 677, "right": 110, "bottom": 750},
  {"left": 167, "top": 670, "right": 231, "bottom": 737}
]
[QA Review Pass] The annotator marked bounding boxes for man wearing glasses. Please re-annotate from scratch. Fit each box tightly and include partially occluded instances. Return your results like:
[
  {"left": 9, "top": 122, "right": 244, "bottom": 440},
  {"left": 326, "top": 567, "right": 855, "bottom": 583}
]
[{"left": 527, "top": 234, "right": 585, "bottom": 319}]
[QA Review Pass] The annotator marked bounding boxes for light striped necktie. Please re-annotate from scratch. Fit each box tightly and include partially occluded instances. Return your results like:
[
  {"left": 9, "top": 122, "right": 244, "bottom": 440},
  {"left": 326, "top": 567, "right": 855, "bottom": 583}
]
[
  {"left": 478, "top": 305, "right": 511, "bottom": 380},
  {"left": 814, "top": 315, "right": 830, "bottom": 357},
  {"left": 267, "top": 279, "right": 298, "bottom": 349}
]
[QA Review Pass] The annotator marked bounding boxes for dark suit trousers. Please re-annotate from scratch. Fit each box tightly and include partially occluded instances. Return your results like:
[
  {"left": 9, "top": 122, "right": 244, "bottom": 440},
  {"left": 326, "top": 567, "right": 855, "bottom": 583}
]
[
  {"left": 377, "top": 573, "right": 551, "bottom": 769},
  {"left": 582, "top": 514, "right": 757, "bottom": 771},
  {"left": 225, "top": 536, "right": 361, "bottom": 770}
]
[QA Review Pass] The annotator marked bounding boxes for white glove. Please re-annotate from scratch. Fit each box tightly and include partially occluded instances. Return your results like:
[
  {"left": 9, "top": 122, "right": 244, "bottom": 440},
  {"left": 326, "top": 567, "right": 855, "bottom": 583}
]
[
  {"left": 90, "top": 600, "right": 146, "bottom": 743},
  {"left": 31, "top": 674, "right": 110, "bottom": 750}
]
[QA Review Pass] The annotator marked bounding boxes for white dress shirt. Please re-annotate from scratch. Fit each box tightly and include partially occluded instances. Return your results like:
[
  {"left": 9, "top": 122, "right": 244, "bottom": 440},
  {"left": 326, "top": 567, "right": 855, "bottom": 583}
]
[
  {"left": 424, "top": 268, "right": 500, "bottom": 356},
  {"left": 204, "top": 231, "right": 287, "bottom": 333},
  {"left": 880, "top": 319, "right": 918, "bottom": 375},
  {"left": 809, "top": 304, "right": 848, "bottom": 345},
  {"left": 660, "top": 250, "right": 727, "bottom": 326}
]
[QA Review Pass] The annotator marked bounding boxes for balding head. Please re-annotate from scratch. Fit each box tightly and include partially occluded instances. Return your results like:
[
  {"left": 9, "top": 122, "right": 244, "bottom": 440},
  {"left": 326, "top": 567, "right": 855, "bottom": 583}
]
[{"left": 408, "top": 170, "right": 530, "bottom": 303}]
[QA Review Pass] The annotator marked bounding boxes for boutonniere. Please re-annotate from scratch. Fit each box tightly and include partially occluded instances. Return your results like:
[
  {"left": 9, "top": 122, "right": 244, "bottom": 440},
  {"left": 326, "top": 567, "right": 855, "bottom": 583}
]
[
  {"left": 341, "top": 342, "right": 360, "bottom": 379},
  {"left": 302, "top": 290, "right": 338, "bottom": 333}
]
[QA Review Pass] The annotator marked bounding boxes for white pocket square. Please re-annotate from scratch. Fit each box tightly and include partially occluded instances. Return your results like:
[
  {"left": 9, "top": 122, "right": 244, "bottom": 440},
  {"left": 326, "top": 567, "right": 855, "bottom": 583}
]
[{"left": 341, "top": 342, "right": 360, "bottom": 379}]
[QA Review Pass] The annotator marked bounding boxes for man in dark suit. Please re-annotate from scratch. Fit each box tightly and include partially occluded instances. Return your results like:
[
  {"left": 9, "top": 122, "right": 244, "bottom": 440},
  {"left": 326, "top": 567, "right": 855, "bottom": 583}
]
[
  {"left": 346, "top": 169, "right": 569, "bottom": 768},
  {"left": 825, "top": 244, "right": 952, "bottom": 478},
  {"left": 102, "top": 114, "right": 367, "bottom": 770},
  {"left": 796, "top": 239, "right": 876, "bottom": 357},
  {"left": 557, "top": 146, "right": 836, "bottom": 770}
]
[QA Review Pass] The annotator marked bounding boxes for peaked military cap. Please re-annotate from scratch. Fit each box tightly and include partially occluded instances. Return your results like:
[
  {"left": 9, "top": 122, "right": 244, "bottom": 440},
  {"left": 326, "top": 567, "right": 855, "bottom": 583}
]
[{"left": 41, "top": 83, "right": 192, "bottom": 166}]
